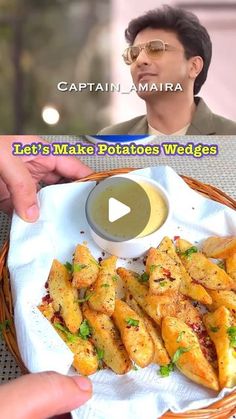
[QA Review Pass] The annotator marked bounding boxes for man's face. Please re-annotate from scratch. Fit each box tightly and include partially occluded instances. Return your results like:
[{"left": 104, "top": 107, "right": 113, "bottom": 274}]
[{"left": 130, "top": 28, "right": 192, "bottom": 99}]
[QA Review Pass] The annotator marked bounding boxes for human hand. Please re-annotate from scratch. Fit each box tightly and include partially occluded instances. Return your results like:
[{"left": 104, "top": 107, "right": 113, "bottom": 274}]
[
  {"left": 0, "top": 371, "right": 92, "bottom": 419},
  {"left": 0, "top": 136, "right": 93, "bottom": 221}
]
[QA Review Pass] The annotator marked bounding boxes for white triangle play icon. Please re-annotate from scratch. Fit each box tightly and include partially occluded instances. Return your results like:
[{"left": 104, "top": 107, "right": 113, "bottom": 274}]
[{"left": 108, "top": 198, "right": 131, "bottom": 223}]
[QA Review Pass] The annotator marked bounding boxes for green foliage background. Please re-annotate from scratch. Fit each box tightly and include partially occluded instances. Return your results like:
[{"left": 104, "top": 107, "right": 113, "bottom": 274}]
[{"left": 0, "top": 0, "right": 111, "bottom": 134}]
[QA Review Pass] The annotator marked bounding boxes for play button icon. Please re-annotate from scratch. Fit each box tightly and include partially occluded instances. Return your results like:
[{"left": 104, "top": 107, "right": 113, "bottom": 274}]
[
  {"left": 85, "top": 176, "right": 151, "bottom": 241},
  {"left": 108, "top": 198, "right": 131, "bottom": 222}
]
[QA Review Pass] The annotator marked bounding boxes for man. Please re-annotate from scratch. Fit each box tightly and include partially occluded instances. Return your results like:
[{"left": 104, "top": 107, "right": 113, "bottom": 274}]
[{"left": 99, "top": 5, "right": 236, "bottom": 135}]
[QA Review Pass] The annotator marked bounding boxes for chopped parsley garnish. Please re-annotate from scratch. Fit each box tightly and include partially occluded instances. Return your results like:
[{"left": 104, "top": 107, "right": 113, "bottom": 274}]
[
  {"left": 159, "top": 363, "right": 174, "bottom": 377},
  {"left": 79, "top": 320, "right": 92, "bottom": 340},
  {"left": 0, "top": 319, "right": 11, "bottom": 337},
  {"left": 112, "top": 275, "right": 119, "bottom": 282},
  {"left": 132, "top": 364, "right": 139, "bottom": 371},
  {"left": 159, "top": 280, "right": 168, "bottom": 288},
  {"left": 64, "top": 262, "right": 73, "bottom": 273},
  {"left": 64, "top": 262, "right": 87, "bottom": 273},
  {"left": 101, "top": 283, "right": 110, "bottom": 288},
  {"left": 209, "top": 326, "right": 220, "bottom": 333},
  {"left": 96, "top": 347, "right": 105, "bottom": 370},
  {"left": 159, "top": 346, "right": 190, "bottom": 376},
  {"left": 54, "top": 323, "right": 78, "bottom": 343},
  {"left": 177, "top": 331, "right": 185, "bottom": 342},
  {"left": 172, "top": 346, "right": 190, "bottom": 363},
  {"left": 217, "top": 261, "right": 225, "bottom": 270},
  {"left": 96, "top": 347, "right": 104, "bottom": 361},
  {"left": 77, "top": 292, "right": 94, "bottom": 303},
  {"left": 150, "top": 264, "right": 162, "bottom": 273},
  {"left": 73, "top": 263, "right": 87, "bottom": 272},
  {"left": 227, "top": 327, "right": 236, "bottom": 347},
  {"left": 181, "top": 246, "right": 198, "bottom": 258},
  {"left": 139, "top": 272, "right": 149, "bottom": 283},
  {"left": 125, "top": 318, "right": 139, "bottom": 327}
]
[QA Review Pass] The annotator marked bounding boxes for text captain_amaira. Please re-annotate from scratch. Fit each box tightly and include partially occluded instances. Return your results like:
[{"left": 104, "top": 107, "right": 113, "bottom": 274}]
[{"left": 57, "top": 81, "right": 183, "bottom": 93}]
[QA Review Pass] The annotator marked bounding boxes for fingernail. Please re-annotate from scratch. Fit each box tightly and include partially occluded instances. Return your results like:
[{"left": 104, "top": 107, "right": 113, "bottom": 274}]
[
  {"left": 72, "top": 376, "right": 92, "bottom": 393},
  {"left": 26, "top": 204, "right": 39, "bottom": 221}
]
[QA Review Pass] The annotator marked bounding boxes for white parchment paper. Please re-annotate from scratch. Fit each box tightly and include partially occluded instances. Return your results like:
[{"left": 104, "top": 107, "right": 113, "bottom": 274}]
[{"left": 8, "top": 166, "right": 236, "bottom": 419}]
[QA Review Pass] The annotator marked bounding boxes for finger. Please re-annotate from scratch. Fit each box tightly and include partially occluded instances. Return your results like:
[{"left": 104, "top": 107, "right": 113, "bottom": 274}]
[
  {"left": 2, "top": 136, "right": 48, "bottom": 163},
  {"left": 0, "top": 156, "right": 39, "bottom": 222},
  {"left": 0, "top": 198, "right": 13, "bottom": 215},
  {"left": 0, "top": 179, "right": 12, "bottom": 213},
  {"left": 0, "top": 372, "right": 92, "bottom": 419},
  {"left": 54, "top": 156, "right": 94, "bottom": 180}
]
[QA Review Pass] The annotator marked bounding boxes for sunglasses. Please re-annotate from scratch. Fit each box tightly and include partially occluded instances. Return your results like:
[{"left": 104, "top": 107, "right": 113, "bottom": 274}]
[{"left": 122, "top": 39, "right": 179, "bottom": 65}]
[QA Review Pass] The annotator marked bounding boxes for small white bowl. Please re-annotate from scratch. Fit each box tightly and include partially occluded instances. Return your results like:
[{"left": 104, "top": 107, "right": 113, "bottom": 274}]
[{"left": 86, "top": 174, "right": 172, "bottom": 258}]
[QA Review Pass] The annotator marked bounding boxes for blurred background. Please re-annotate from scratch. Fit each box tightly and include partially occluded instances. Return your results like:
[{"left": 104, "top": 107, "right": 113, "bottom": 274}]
[
  {"left": 0, "top": 0, "right": 236, "bottom": 134},
  {"left": 0, "top": 0, "right": 111, "bottom": 134}
]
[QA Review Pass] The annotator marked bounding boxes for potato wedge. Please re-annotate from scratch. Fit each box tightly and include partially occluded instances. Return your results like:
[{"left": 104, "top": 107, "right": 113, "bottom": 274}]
[
  {"left": 125, "top": 292, "right": 170, "bottom": 365},
  {"left": 207, "top": 289, "right": 236, "bottom": 312},
  {"left": 162, "top": 316, "right": 219, "bottom": 391},
  {"left": 118, "top": 267, "right": 202, "bottom": 327},
  {"left": 48, "top": 259, "right": 82, "bottom": 333},
  {"left": 179, "top": 279, "right": 212, "bottom": 305},
  {"left": 146, "top": 247, "right": 181, "bottom": 295},
  {"left": 112, "top": 299, "right": 154, "bottom": 368},
  {"left": 39, "top": 302, "right": 98, "bottom": 376},
  {"left": 157, "top": 237, "right": 212, "bottom": 304},
  {"left": 173, "top": 299, "right": 216, "bottom": 366},
  {"left": 83, "top": 303, "right": 131, "bottom": 374},
  {"left": 88, "top": 256, "right": 117, "bottom": 316},
  {"left": 176, "top": 239, "right": 234, "bottom": 290},
  {"left": 204, "top": 306, "right": 236, "bottom": 388},
  {"left": 202, "top": 236, "right": 236, "bottom": 259},
  {"left": 72, "top": 244, "right": 99, "bottom": 289},
  {"left": 38, "top": 301, "right": 55, "bottom": 320},
  {"left": 147, "top": 290, "right": 203, "bottom": 333},
  {"left": 174, "top": 294, "right": 203, "bottom": 328},
  {"left": 55, "top": 326, "right": 99, "bottom": 376},
  {"left": 226, "top": 252, "right": 236, "bottom": 283},
  {"left": 157, "top": 236, "right": 176, "bottom": 254},
  {"left": 145, "top": 293, "right": 178, "bottom": 325}
]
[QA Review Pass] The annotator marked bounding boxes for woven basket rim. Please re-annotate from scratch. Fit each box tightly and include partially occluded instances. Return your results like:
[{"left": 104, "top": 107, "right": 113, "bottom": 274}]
[
  {"left": 77, "top": 168, "right": 236, "bottom": 210},
  {"left": 0, "top": 168, "right": 236, "bottom": 419}
]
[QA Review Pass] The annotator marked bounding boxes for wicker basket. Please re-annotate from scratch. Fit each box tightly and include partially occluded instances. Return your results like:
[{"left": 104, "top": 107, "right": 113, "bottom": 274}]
[{"left": 0, "top": 168, "right": 236, "bottom": 419}]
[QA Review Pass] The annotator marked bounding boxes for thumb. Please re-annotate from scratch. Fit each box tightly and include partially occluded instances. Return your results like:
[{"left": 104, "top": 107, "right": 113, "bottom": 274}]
[
  {"left": 0, "top": 156, "right": 39, "bottom": 222},
  {"left": 0, "top": 371, "right": 92, "bottom": 419}
]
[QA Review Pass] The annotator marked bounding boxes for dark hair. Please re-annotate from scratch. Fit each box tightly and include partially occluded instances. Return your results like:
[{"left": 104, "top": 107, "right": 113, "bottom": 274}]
[{"left": 125, "top": 5, "right": 212, "bottom": 95}]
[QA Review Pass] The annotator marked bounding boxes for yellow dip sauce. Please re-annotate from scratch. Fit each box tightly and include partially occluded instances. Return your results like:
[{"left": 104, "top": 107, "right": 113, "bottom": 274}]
[
  {"left": 137, "top": 180, "right": 168, "bottom": 237},
  {"left": 89, "top": 177, "right": 168, "bottom": 241}
]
